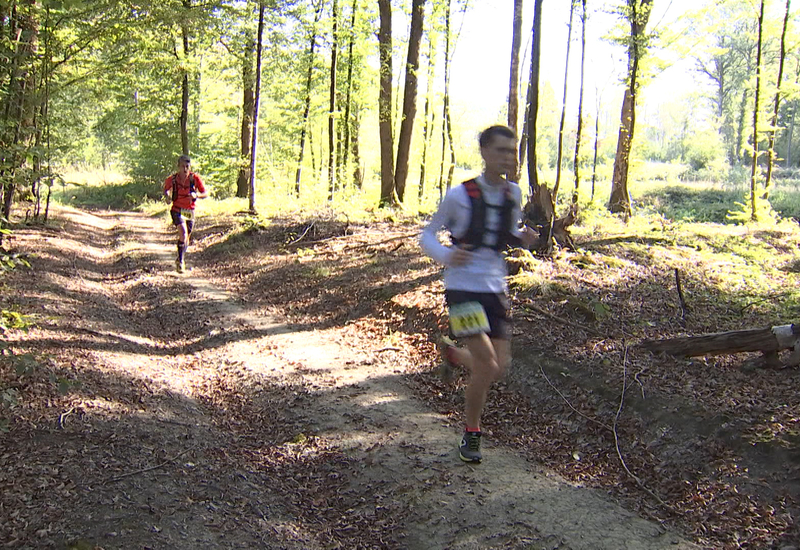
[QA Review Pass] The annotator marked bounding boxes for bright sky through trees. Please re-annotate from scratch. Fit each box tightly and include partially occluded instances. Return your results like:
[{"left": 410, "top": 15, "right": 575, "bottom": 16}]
[{"left": 448, "top": 0, "right": 714, "bottom": 130}]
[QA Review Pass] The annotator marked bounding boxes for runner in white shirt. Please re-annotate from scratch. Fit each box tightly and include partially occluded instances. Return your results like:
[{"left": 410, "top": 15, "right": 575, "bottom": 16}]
[{"left": 420, "top": 125, "right": 537, "bottom": 463}]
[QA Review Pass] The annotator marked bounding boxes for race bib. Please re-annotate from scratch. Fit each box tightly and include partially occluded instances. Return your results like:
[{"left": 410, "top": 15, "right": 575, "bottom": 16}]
[
  {"left": 180, "top": 208, "right": 195, "bottom": 221},
  {"left": 449, "top": 301, "right": 490, "bottom": 337}
]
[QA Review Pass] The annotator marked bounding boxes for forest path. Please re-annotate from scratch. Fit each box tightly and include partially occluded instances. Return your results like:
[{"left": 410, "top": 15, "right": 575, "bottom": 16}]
[{"left": 1, "top": 206, "right": 698, "bottom": 549}]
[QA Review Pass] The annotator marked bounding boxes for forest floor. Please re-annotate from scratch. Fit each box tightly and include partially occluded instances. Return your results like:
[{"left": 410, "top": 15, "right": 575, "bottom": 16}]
[{"left": 1, "top": 204, "right": 799, "bottom": 549}]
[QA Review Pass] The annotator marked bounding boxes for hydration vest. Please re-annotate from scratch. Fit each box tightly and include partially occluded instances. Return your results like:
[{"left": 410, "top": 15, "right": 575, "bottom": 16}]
[
  {"left": 171, "top": 173, "right": 196, "bottom": 203},
  {"left": 453, "top": 178, "right": 516, "bottom": 251}
]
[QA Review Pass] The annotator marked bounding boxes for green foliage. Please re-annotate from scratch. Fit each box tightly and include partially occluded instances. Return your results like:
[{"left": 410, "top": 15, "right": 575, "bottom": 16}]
[
  {"left": 54, "top": 177, "right": 163, "bottom": 210},
  {"left": 727, "top": 191, "right": 781, "bottom": 224}
]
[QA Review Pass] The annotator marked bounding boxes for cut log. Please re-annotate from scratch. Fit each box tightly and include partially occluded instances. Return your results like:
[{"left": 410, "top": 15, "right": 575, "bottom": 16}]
[{"left": 640, "top": 323, "right": 800, "bottom": 367}]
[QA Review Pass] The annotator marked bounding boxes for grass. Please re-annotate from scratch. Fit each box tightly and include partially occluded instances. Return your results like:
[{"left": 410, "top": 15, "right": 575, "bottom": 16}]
[{"left": 46, "top": 164, "right": 800, "bottom": 324}]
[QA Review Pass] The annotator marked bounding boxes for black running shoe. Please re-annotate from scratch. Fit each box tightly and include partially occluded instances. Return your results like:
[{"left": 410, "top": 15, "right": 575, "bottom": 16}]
[{"left": 459, "top": 431, "right": 482, "bottom": 463}]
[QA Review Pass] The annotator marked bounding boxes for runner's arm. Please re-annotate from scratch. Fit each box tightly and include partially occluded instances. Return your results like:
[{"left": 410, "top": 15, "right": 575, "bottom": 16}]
[
  {"left": 191, "top": 175, "right": 209, "bottom": 200},
  {"left": 419, "top": 190, "right": 465, "bottom": 267}
]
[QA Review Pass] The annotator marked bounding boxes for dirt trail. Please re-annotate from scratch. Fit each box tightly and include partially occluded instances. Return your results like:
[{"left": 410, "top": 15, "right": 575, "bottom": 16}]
[{"left": 2, "top": 206, "right": 698, "bottom": 549}]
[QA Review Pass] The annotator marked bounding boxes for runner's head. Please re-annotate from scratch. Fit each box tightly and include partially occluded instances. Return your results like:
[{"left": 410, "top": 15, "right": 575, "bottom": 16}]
[
  {"left": 177, "top": 154, "right": 191, "bottom": 176},
  {"left": 479, "top": 125, "right": 517, "bottom": 179}
]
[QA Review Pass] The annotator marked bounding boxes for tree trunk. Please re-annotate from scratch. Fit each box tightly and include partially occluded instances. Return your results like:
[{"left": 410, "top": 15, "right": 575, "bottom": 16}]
[
  {"left": 442, "top": 0, "right": 456, "bottom": 192},
  {"left": 418, "top": 26, "right": 435, "bottom": 201},
  {"left": 609, "top": 0, "right": 653, "bottom": 217},
  {"left": 351, "top": 105, "right": 363, "bottom": 188},
  {"left": 507, "top": 0, "right": 523, "bottom": 133},
  {"left": 764, "top": 0, "right": 790, "bottom": 197},
  {"left": 248, "top": 1, "right": 266, "bottom": 214},
  {"left": 525, "top": 0, "right": 544, "bottom": 196},
  {"left": 749, "top": 0, "right": 765, "bottom": 221},
  {"left": 327, "top": 0, "right": 339, "bottom": 201},
  {"left": 553, "top": 0, "right": 576, "bottom": 205},
  {"left": 640, "top": 323, "right": 800, "bottom": 368},
  {"left": 236, "top": 30, "right": 255, "bottom": 198},
  {"left": 573, "top": 0, "right": 587, "bottom": 206},
  {"left": 394, "top": 0, "right": 425, "bottom": 204},
  {"left": 1, "top": 0, "right": 38, "bottom": 224},
  {"left": 342, "top": 0, "right": 359, "bottom": 185},
  {"left": 377, "top": 0, "right": 395, "bottom": 207},
  {"left": 294, "top": 1, "right": 323, "bottom": 196},
  {"left": 591, "top": 94, "right": 600, "bottom": 201},
  {"left": 180, "top": 0, "right": 191, "bottom": 156}
]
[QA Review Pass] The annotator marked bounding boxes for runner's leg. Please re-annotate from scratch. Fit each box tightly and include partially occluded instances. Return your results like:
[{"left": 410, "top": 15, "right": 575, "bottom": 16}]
[{"left": 463, "top": 332, "right": 501, "bottom": 430}]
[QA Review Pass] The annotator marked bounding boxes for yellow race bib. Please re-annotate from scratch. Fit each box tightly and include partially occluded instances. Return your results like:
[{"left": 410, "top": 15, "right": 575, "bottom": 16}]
[
  {"left": 180, "top": 208, "right": 195, "bottom": 221},
  {"left": 449, "top": 301, "right": 490, "bottom": 337}
]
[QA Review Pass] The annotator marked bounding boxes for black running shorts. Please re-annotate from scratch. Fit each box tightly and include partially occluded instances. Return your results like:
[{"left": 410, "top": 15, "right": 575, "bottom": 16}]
[{"left": 445, "top": 289, "right": 511, "bottom": 340}]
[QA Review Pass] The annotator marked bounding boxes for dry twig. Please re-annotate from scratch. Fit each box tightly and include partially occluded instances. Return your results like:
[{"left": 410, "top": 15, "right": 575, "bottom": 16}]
[
  {"left": 105, "top": 445, "right": 198, "bottom": 484},
  {"left": 538, "top": 366, "right": 612, "bottom": 432},
  {"left": 523, "top": 302, "right": 603, "bottom": 337}
]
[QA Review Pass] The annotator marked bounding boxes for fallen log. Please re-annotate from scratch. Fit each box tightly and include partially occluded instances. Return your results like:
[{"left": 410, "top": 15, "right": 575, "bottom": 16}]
[{"left": 640, "top": 323, "right": 800, "bottom": 368}]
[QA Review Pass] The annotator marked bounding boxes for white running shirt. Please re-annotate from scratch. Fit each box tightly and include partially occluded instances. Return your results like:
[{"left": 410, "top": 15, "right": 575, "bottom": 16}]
[{"left": 419, "top": 175, "right": 525, "bottom": 294}]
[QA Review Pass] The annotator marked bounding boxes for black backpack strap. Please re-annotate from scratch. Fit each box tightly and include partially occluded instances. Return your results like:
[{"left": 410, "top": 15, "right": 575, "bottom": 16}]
[{"left": 171, "top": 174, "right": 178, "bottom": 203}]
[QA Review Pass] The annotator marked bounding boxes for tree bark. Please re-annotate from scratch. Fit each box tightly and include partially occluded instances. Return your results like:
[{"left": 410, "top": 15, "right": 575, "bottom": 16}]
[
  {"left": 342, "top": 0, "right": 359, "bottom": 185},
  {"left": 327, "top": 0, "right": 339, "bottom": 201},
  {"left": 609, "top": 0, "right": 652, "bottom": 217},
  {"left": 507, "top": 0, "right": 523, "bottom": 133},
  {"left": 573, "top": 0, "right": 587, "bottom": 206},
  {"left": 294, "top": 1, "right": 323, "bottom": 196},
  {"left": 1, "top": 0, "right": 38, "bottom": 224},
  {"left": 394, "top": 0, "right": 425, "bottom": 204},
  {"left": 764, "top": 0, "right": 790, "bottom": 197},
  {"left": 749, "top": 0, "right": 765, "bottom": 221},
  {"left": 236, "top": 30, "right": 255, "bottom": 198},
  {"left": 553, "top": 0, "right": 576, "bottom": 205},
  {"left": 418, "top": 25, "right": 435, "bottom": 201},
  {"left": 180, "top": 0, "right": 191, "bottom": 156},
  {"left": 377, "top": 0, "right": 395, "bottom": 206},
  {"left": 641, "top": 323, "right": 800, "bottom": 368},
  {"left": 525, "top": 0, "right": 544, "bottom": 196},
  {"left": 248, "top": 1, "right": 266, "bottom": 214}
]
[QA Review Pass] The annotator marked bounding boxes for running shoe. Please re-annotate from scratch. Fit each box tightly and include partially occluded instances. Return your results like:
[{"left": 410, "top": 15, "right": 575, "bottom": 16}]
[
  {"left": 459, "top": 431, "right": 482, "bottom": 463},
  {"left": 175, "top": 258, "right": 185, "bottom": 273}
]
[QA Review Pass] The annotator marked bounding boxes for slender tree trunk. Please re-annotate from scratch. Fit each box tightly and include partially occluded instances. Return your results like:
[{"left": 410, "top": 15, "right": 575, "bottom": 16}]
[
  {"left": 573, "top": 0, "right": 587, "bottom": 206},
  {"left": 394, "top": 0, "right": 426, "bottom": 204},
  {"left": 342, "top": 0, "right": 358, "bottom": 183},
  {"left": 378, "top": 0, "right": 395, "bottom": 206},
  {"left": 1, "top": 0, "right": 38, "bottom": 224},
  {"left": 508, "top": 0, "right": 523, "bottom": 133},
  {"left": 327, "top": 0, "right": 339, "bottom": 201},
  {"left": 248, "top": 1, "right": 266, "bottom": 214},
  {"left": 749, "top": 0, "right": 765, "bottom": 221},
  {"left": 788, "top": 101, "right": 796, "bottom": 168},
  {"left": 591, "top": 87, "right": 601, "bottom": 201},
  {"left": 764, "top": 0, "right": 791, "bottom": 196},
  {"left": 736, "top": 86, "right": 749, "bottom": 165},
  {"left": 443, "top": 0, "right": 456, "bottom": 191},
  {"left": 294, "top": 1, "right": 323, "bottom": 196},
  {"left": 525, "top": 0, "right": 544, "bottom": 196},
  {"left": 351, "top": 104, "right": 363, "bottom": 187},
  {"left": 553, "top": 0, "right": 576, "bottom": 204},
  {"left": 609, "top": 0, "right": 653, "bottom": 217},
  {"left": 237, "top": 30, "right": 255, "bottom": 198},
  {"left": 419, "top": 26, "right": 436, "bottom": 201},
  {"left": 180, "top": 0, "right": 191, "bottom": 155}
]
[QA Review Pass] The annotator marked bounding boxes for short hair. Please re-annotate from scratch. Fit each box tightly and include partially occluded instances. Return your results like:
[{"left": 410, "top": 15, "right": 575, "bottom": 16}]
[
  {"left": 178, "top": 154, "right": 191, "bottom": 164},
  {"left": 479, "top": 125, "right": 516, "bottom": 148}
]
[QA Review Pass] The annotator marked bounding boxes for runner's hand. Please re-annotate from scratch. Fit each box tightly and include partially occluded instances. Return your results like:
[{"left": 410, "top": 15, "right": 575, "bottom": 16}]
[{"left": 448, "top": 245, "right": 473, "bottom": 267}]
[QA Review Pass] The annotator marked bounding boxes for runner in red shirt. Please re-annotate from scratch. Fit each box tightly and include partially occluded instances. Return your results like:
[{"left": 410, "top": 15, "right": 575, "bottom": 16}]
[{"left": 163, "top": 155, "right": 208, "bottom": 273}]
